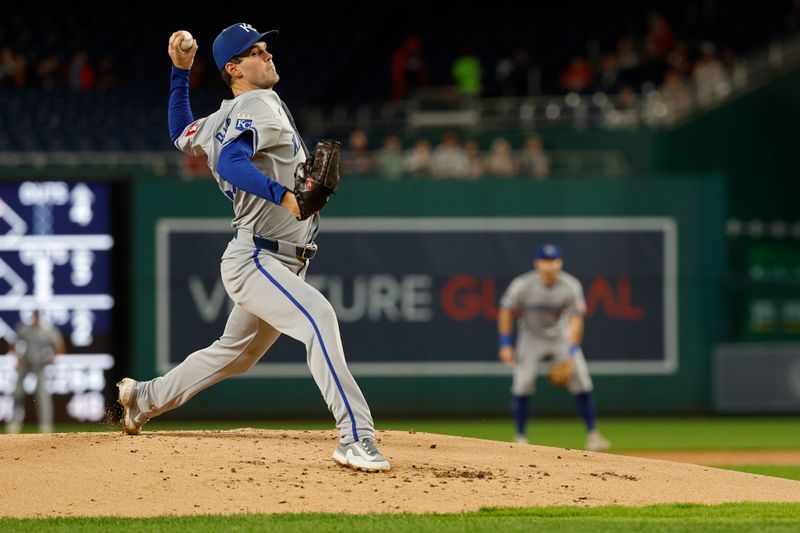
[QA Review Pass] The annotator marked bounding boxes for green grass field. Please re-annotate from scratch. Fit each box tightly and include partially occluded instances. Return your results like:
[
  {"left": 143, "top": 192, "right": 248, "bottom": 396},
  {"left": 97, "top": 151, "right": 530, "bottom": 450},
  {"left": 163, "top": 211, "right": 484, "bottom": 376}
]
[
  {"left": 3, "top": 417, "right": 799, "bottom": 531},
  {"left": 1, "top": 503, "right": 799, "bottom": 532},
  {"left": 11, "top": 416, "right": 800, "bottom": 451}
]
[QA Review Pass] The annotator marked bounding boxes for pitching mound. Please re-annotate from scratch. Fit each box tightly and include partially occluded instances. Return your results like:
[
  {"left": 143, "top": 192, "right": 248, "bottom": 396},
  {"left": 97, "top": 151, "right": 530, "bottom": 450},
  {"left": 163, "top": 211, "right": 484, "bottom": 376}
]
[{"left": 1, "top": 429, "right": 799, "bottom": 518}]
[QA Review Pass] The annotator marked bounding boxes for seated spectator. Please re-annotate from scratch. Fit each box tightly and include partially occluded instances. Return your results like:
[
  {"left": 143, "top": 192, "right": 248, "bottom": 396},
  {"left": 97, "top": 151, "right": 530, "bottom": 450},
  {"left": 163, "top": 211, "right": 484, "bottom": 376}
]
[
  {"left": 483, "top": 137, "right": 517, "bottom": 178},
  {"left": 95, "top": 56, "right": 119, "bottom": 91},
  {"left": 463, "top": 139, "right": 484, "bottom": 179},
  {"left": 38, "top": 54, "right": 62, "bottom": 90},
  {"left": 594, "top": 53, "right": 621, "bottom": 93},
  {"left": 342, "top": 129, "right": 375, "bottom": 176},
  {"left": 659, "top": 69, "right": 693, "bottom": 120},
  {"left": 403, "top": 138, "right": 433, "bottom": 177},
  {"left": 517, "top": 136, "right": 550, "bottom": 179},
  {"left": 693, "top": 41, "right": 732, "bottom": 106},
  {"left": 560, "top": 56, "right": 594, "bottom": 93},
  {"left": 0, "top": 47, "right": 17, "bottom": 88},
  {"left": 667, "top": 41, "right": 691, "bottom": 77},
  {"left": 68, "top": 52, "right": 95, "bottom": 92},
  {"left": 430, "top": 132, "right": 470, "bottom": 179},
  {"left": 615, "top": 37, "right": 640, "bottom": 86},
  {"left": 603, "top": 86, "right": 640, "bottom": 128},
  {"left": 376, "top": 135, "right": 404, "bottom": 180}
]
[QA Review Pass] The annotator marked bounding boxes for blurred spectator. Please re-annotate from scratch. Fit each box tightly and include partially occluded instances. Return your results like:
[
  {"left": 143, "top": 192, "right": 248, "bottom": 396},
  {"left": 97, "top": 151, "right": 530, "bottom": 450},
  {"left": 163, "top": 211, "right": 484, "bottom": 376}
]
[
  {"left": 560, "top": 56, "right": 594, "bottom": 93},
  {"left": 390, "top": 35, "right": 430, "bottom": 101},
  {"left": 403, "top": 138, "right": 433, "bottom": 177},
  {"left": 376, "top": 135, "right": 404, "bottom": 180},
  {"left": 430, "top": 132, "right": 470, "bottom": 178},
  {"left": 517, "top": 136, "right": 551, "bottom": 179},
  {"left": 604, "top": 86, "right": 640, "bottom": 128},
  {"left": 616, "top": 37, "right": 640, "bottom": 84},
  {"left": 67, "top": 52, "right": 95, "bottom": 92},
  {"left": 692, "top": 41, "right": 732, "bottom": 106},
  {"left": 189, "top": 57, "right": 206, "bottom": 89},
  {"left": 720, "top": 47, "right": 747, "bottom": 89},
  {"left": 452, "top": 46, "right": 482, "bottom": 96},
  {"left": 659, "top": 69, "right": 693, "bottom": 120},
  {"left": 0, "top": 47, "right": 17, "bottom": 88},
  {"left": 594, "top": 53, "right": 621, "bottom": 93},
  {"left": 38, "top": 54, "right": 61, "bottom": 90},
  {"left": 645, "top": 14, "right": 675, "bottom": 59},
  {"left": 12, "top": 52, "right": 27, "bottom": 87},
  {"left": 181, "top": 154, "right": 213, "bottom": 179},
  {"left": 483, "top": 137, "right": 517, "bottom": 177},
  {"left": 95, "top": 56, "right": 119, "bottom": 91},
  {"left": 495, "top": 49, "right": 536, "bottom": 97},
  {"left": 666, "top": 41, "right": 691, "bottom": 77},
  {"left": 463, "top": 139, "right": 484, "bottom": 179},
  {"left": 342, "top": 129, "right": 375, "bottom": 176}
]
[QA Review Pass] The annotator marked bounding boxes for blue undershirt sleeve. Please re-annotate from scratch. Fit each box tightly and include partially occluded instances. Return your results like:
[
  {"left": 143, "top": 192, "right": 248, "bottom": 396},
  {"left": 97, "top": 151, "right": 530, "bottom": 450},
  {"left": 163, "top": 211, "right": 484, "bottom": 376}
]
[
  {"left": 168, "top": 66, "right": 194, "bottom": 142},
  {"left": 217, "top": 133, "right": 289, "bottom": 205}
]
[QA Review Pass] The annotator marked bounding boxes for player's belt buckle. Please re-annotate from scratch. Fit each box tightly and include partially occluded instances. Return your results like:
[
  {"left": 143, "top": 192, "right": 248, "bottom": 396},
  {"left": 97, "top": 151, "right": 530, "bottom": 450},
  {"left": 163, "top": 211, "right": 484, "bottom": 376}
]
[{"left": 299, "top": 243, "right": 317, "bottom": 260}]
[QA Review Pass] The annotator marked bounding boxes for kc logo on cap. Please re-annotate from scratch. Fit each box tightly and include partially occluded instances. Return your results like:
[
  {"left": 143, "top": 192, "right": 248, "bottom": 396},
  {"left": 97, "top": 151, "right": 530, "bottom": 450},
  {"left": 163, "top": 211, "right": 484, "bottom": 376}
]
[{"left": 213, "top": 23, "right": 279, "bottom": 71}]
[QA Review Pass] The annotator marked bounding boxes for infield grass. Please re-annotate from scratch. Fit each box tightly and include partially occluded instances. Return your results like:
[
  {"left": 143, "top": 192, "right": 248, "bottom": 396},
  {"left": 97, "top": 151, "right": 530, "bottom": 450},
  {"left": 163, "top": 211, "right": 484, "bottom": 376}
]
[
  {"left": 1, "top": 503, "right": 799, "bottom": 532},
  {"left": 22, "top": 416, "right": 799, "bottom": 451}
]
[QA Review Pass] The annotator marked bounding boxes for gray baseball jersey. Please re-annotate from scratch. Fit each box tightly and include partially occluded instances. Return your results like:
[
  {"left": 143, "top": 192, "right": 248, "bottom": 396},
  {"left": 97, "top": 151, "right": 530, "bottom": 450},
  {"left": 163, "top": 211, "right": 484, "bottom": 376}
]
[
  {"left": 500, "top": 270, "right": 592, "bottom": 395},
  {"left": 134, "top": 86, "right": 375, "bottom": 445},
  {"left": 174, "top": 89, "right": 318, "bottom": 244},
  {"left": 500, "top": 270, "right": 586, "bottom": 342},
  {"left": 14, "top": 323, "right": 63, "bottom": 370}
]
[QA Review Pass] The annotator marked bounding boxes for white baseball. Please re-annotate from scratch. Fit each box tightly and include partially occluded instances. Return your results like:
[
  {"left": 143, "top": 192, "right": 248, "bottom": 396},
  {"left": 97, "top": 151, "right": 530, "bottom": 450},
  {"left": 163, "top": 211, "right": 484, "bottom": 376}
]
[{"left": 179, "top": 31, "right": 194, "bottom": 51}]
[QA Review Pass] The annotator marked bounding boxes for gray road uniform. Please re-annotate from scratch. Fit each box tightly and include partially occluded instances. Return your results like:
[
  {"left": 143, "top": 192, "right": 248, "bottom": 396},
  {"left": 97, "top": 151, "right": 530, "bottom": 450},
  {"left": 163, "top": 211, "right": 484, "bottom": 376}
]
[
  {"left": 135, "top": 88, "right": 375, "bottom": 445},
  {"left": 499, "top": 270, "right": 593, "bottom": 396},
  {"left": 11, "top": 322, "right": 64, "bottom": 431}
]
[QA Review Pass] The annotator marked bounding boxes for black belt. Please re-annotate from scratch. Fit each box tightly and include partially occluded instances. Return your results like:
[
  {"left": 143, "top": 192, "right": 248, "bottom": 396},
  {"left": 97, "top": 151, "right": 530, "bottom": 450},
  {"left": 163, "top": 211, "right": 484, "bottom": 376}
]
[
  {"left": 235, "top": 230, "right": 317, "bottom": 260},
  {"left": 255, "top": 235, "right": 317, "bottom": 260}
]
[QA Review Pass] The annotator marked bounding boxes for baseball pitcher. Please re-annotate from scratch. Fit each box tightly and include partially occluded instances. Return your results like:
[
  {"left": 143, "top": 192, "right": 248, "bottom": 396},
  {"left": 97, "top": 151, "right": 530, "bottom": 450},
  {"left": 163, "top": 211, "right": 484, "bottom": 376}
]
[
  {"left": 116, "top": 23, "right": 389, "bottom": 471},
  {"left": 498, "top": 244, "right": 610, "bottom": 452}
]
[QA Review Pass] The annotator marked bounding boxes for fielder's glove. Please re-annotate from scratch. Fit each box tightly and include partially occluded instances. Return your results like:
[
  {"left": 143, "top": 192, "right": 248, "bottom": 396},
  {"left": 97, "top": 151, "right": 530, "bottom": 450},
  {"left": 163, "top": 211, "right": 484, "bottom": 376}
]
[
  {"left": 548, "top": 359, "right": 575, "bottom": 387},
  {"left": 293, "top": 139, "right": 341, "bottom": 220}
]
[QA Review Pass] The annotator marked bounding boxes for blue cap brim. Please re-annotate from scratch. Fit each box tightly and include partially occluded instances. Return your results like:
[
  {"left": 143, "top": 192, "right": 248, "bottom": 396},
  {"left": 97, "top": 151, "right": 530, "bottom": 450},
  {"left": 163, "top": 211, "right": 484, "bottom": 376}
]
[{"left": 231, "top": 29, "right": 279, "bottom": 58}]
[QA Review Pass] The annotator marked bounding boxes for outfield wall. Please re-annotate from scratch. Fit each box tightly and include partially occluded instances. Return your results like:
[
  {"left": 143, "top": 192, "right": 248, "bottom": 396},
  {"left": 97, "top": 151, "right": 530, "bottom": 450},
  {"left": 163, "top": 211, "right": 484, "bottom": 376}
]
[{"left": 132, "top": 176, "right": 725, "bottom": 417}]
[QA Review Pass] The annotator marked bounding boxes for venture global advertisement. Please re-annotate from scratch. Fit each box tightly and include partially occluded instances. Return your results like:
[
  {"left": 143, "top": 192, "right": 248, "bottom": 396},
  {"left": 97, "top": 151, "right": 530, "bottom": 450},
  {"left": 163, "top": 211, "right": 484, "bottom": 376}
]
[{"left": 157, "top": 218, "right": 676, "bottom": 376}]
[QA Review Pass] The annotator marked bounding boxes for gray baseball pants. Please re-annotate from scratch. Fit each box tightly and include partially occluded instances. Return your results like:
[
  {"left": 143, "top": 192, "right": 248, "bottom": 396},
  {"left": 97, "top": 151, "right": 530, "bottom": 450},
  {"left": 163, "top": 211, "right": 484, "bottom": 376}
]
[{"left": 136, "top": 229, "right": 374, "bottom": 444}]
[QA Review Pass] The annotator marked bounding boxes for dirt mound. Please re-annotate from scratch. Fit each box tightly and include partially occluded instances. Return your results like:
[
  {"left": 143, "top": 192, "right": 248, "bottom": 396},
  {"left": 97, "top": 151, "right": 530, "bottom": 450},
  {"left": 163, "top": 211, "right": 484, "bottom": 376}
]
[{"left": 1, "top": 429, "right": 798, "bottom": 518}]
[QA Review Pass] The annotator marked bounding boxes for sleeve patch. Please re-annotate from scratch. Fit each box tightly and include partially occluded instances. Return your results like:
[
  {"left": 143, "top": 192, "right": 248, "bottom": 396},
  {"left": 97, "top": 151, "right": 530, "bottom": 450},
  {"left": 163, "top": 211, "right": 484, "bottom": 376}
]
[
  {"left": 235, "top": 115, "right": 255, "bottom": 132},
  {"left": 184, "top": 121, "right": 201, "bottom": 137}
]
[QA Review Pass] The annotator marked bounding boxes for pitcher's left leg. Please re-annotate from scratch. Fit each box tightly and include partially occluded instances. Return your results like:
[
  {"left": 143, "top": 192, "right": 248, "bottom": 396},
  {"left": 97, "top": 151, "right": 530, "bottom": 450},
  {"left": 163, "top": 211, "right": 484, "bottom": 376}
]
[{"left": 241, "top": 252, "right": 375, "bottom": 445}]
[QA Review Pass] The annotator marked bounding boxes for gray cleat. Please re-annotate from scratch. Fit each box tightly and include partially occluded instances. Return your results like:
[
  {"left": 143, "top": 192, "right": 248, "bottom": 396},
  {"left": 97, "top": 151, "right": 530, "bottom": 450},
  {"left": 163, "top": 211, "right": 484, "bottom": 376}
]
[
  {"left": 332, "top": 437, "right": 391, "bottom": 472},
  {"left": 116, "top": 378, "right": 148, "bottom": 435}
]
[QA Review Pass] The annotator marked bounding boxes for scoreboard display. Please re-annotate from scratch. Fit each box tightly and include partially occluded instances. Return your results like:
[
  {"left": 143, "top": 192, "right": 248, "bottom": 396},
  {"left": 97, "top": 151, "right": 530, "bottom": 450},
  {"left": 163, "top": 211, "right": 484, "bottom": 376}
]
[{"left": 0, "top": 181, "right": 114, "bottom": 424}]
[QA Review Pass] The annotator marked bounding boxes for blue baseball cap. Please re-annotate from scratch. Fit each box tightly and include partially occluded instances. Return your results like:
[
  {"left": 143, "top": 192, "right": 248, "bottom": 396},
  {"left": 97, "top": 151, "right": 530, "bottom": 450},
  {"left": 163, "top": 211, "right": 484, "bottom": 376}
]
[
  {"left": 535, "top": 243, "right": 562, "bottom": 260},
  {"left": 213, "top": 22, "right": 279, "bottom": 72}
]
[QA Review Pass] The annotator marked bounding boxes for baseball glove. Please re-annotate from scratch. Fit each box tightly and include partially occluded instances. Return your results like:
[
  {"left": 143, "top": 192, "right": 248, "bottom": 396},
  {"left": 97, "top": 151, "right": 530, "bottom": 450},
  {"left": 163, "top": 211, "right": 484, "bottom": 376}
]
[
  {"left": 293, "top": 139, "right": 341, "bottom": 220},
  {"left": 548, "top": 359, "right": 575, "bottom": 387}
]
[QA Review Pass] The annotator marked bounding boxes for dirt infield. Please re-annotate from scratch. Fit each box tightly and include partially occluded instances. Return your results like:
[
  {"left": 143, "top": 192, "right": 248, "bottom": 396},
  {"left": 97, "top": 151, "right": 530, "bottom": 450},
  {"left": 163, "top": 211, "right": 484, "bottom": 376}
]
[{"left": 1, "top": 429, "right": 799, "bottom": 518}]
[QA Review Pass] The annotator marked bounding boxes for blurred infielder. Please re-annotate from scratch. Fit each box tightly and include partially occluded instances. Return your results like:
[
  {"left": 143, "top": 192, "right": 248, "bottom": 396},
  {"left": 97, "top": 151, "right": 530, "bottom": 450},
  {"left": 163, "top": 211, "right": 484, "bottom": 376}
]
[
  {"left": 116, "top": 22, "right": 390, "bottom": 471},
  {"left": 7, "top": 310, "right": 65, "bottom": 434},
  {"left": 498, "top": 244, "right": 610, "bottom": 452}
]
